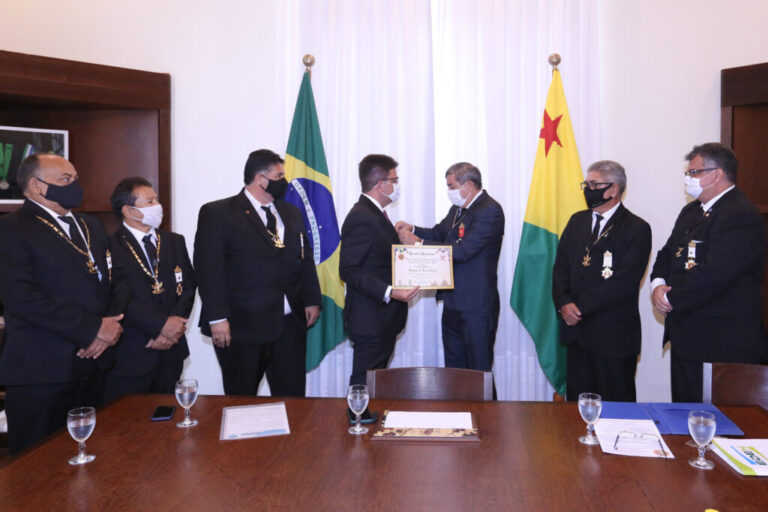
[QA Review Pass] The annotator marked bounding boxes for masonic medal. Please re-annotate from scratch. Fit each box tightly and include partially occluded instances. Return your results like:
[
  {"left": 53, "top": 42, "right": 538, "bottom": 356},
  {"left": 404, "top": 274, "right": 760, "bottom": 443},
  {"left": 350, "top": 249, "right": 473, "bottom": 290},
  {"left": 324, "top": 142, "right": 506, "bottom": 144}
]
[
  {"left": 106, "top": 250, "right": 113, "bottom": 282},
  {"left": 458, "top": 223, "right": 465, "bottom": 240},
  {"left": 685, "top": 241, "right": 697, "bottom": 270},
  {"left": 675, "top": 246, "right": 683, "bottom": 258},
  {"left": 582, "top": 247, "right": 591, "bottom": 267},
  {"left": 601, "top": 250, "right": 613, "bottom": 279},
  {"left": 152, "top": 280, "right": 165, "bottom": 295},
  {"left": 175, "top": 265, "right": 183, "bottom": 296}
]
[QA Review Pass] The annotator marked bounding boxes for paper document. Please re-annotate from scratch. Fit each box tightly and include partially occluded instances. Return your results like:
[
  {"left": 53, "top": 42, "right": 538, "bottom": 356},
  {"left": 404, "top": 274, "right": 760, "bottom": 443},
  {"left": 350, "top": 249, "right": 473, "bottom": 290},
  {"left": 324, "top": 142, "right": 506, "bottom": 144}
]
[
  {"left": 595, "top": 418, "right": 673, "bottom": 458},
  {"left": 383, "top": 411, "right": 473, "bottom": 430},
  {"left": 711, "top": 438, "right": 768, "bottom": 476},
  {"left": 219, "top": 402, "right": 290, "bottom": 440}
]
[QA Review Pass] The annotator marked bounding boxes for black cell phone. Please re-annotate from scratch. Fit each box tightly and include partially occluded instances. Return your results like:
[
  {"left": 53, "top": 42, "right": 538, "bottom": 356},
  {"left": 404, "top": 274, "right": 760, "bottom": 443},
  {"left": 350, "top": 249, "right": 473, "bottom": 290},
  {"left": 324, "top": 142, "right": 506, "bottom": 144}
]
[
  {"left": 347, "top": 407, "right": 377, "bottom": 425},
  {"left": 151, "top": 405, "right": 176, "bottom": 421}
]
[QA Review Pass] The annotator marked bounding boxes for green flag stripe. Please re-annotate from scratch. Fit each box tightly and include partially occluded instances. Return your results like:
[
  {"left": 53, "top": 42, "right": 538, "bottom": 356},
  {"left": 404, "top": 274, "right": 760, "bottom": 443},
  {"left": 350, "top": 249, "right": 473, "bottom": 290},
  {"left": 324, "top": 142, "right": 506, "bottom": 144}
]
[
  {"left": 510, "top": 222, "right": 565, "bottom": 395},
  {"left": 306, "top": 295, "right": 345, "bottom": 371},
  {"left": 286, "top": 72, "right": 329, "bottom": 176}
]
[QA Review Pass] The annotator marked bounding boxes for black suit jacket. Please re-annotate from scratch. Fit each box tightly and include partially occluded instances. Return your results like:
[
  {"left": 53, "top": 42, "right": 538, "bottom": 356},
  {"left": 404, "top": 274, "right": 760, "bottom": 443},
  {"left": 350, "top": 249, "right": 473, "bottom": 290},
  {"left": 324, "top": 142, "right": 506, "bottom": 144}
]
[
  {"left": 194, "top": 190, "right": 321, "bottom": 343},
  {"left": 414, "top": 190, "right": 504, "bottom": 314},
  {"left": 650, "top": 188, "right": 768, "bottom": 362},
  {"left": 109, "top": 226, "right": 196, "bottom": 376},
  {"left": 0, "top": 200, "right": 127, "bottom": 385},
  {"left": 340, "top": 195, "right": 407, "bottom": 340},
  {"left": 552, "top": 204, "right": 652, "bottom": 358}
]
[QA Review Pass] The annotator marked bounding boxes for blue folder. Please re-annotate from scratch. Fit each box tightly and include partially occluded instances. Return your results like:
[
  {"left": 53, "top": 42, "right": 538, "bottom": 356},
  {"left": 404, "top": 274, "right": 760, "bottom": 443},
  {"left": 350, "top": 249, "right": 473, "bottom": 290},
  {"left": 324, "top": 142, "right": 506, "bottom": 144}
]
[{"left": 600, "top": 402, "right": 744, "bottom": 436}]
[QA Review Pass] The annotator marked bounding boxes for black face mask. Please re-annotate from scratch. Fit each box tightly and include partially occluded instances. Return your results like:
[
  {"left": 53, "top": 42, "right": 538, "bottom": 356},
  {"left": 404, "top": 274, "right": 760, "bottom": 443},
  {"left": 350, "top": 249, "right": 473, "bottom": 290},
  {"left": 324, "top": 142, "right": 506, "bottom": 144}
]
[
  {"left": 263, "top": 177, "right": 289, "bottom": 200},
  {"left": 583, "top": 186, "right": 611, "bottom": 209},
  {"left": 37, "top": 177, "right": 84, "bottom": 210}
]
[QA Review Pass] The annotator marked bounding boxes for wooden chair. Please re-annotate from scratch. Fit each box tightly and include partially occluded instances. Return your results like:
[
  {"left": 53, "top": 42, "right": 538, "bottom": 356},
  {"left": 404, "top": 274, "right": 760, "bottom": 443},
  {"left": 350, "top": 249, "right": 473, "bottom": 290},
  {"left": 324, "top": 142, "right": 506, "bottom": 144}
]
[
  {"left": 702, "top": 362, "right": 768, "bottom": 410},
  {"left": 366, "top": 367, "right": 493, "bottom": 401}
]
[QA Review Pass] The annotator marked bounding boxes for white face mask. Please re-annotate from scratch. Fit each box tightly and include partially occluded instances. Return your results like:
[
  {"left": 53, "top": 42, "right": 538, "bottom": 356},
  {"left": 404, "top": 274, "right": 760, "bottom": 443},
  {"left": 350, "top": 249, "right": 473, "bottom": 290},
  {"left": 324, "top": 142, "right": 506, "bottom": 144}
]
[
  {"left": 685, "top": 174, "right": 718, "bottom": 200},
  {"left": 384, "top": 181, "right": 401, "bottom": 204},
  {"left": 447, "top": 187, "right": 466, "bottom": 207},
  {"left": 132, "top": 203, "right": 163, "bottom": 229}
]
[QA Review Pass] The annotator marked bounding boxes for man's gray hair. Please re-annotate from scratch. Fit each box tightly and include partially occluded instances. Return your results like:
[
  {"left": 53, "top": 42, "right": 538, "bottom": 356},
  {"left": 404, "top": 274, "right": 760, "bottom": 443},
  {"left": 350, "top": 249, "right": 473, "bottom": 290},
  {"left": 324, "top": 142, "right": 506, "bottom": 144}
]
[
  {"left": 588, "top": 160, "right": 626, "bottom": 194},
  {"left": 445, "top": 162, "right": 482, "bottom": 189}
]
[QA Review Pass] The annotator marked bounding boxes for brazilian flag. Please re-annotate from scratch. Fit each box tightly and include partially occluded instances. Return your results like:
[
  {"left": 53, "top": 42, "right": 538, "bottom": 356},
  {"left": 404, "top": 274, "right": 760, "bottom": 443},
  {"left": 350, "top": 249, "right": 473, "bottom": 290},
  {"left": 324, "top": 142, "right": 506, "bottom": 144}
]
[{"left": 285, "top": 71, "right": 346, "bottom": 371}]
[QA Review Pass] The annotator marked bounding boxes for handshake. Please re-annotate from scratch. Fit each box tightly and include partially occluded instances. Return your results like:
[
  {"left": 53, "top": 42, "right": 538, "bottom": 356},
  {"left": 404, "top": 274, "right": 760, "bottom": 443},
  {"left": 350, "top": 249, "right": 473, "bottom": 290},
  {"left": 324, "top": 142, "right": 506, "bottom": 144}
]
[{"left": 394, "top": 220, "right": 422, "bottom": 245}]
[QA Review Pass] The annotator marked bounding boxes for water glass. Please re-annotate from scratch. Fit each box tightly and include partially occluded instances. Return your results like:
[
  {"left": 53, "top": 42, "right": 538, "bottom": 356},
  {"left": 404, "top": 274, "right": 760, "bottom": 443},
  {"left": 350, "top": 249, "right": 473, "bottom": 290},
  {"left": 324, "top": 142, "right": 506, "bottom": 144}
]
[
  {"left": 578, "top": 392, "right": 602, "bottom": 445},
  {"left": 67, "top": 407, "right": 96, "bottom": 465},
  {"left": 688, "top": 410, "right": 716, "bottom": 470},
  {"left": 175, "top": 378, "right": 199, "bottom": 428},
  {"left": 347, "top": 384, "right": 369, "bottom": 435}
]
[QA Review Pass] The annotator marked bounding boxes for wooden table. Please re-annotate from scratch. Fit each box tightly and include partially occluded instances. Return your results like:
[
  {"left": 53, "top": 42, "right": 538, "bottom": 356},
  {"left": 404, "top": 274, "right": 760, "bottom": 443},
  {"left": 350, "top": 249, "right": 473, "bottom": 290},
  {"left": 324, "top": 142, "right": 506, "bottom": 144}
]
[{"left": 2, "top": 395, "right": 767, "bottom": 511}]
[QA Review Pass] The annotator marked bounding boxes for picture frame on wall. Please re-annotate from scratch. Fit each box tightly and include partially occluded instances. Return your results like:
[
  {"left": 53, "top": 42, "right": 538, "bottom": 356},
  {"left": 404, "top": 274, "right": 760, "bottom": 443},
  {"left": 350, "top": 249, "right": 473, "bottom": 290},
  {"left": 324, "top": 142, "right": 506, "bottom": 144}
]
[{"left": 0, "top": 125, "right": 69, "bottom": 203}]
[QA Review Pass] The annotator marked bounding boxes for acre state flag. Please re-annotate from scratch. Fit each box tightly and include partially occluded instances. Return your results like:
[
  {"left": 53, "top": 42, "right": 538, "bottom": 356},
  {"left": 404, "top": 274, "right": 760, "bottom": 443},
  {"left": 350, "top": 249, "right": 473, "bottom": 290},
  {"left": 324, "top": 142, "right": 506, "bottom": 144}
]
[{"left": 510, "top": 69, "right": 586, "bottom": 396}]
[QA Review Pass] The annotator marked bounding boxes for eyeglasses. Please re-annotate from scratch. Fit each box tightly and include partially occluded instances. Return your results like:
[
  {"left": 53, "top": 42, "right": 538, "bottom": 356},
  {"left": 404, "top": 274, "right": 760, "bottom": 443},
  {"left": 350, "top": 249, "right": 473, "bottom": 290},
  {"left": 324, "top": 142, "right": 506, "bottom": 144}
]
[
  {"left": 684, "top": 167, "right": 718, "bottom": 177},
  {"left": 381, "top": 177, "right": 400, "bottom": 184},
  {"left": 580, "top": 181, "right": 612, "bottom": 191},
  {"left": 613, "top": 430, "right": 670, "bottom": 458}
]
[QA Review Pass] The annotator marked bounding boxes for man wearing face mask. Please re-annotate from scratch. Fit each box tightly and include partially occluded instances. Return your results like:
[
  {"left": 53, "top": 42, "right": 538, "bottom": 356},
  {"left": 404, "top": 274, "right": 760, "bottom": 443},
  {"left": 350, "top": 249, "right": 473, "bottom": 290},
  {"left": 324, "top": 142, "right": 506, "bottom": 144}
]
[
  {"left": 552, "top": 160, "right": 651, "bottom": 402},
  {"left": 340, "top": 154, "right": 419, "bottom": 386},
  {"left": 396, "top": 162, "right": 504, "bottom": 374},
  {"left": 195, "top": 149, "right": 320, "bottom": 397},
  {"left": 0, "top": 154, "right": 126, "bottom": 453},
  {"left": 103, "top": 177, "right": 196, "bottom": 402},
  {"left": 651, "top": 143, "right": 767, "bottom": 402}
]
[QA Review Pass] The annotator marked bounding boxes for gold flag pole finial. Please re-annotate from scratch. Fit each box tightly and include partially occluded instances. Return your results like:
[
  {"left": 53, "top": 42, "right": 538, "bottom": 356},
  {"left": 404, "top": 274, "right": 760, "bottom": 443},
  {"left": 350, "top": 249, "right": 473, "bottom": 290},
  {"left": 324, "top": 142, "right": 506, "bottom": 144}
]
[
  {"left": 303, "top": 54, "right": 315, "bottom": 79},
  {"left": 548, "top": 53, "right": 561, "bottom": 71}
]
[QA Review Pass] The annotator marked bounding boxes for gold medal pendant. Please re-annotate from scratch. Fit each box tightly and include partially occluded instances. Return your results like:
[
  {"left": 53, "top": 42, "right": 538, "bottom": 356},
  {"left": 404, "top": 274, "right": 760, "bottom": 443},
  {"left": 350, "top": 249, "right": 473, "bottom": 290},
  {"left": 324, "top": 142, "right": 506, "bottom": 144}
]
[
  {"left": 87, "top": 260, "right": 98, "bottom": 274},
  {"left": 152, "top": 280, "right": 165, "bottom": 295},
  {"left": 582, "top": 246, "right": 591, "bottom": 267},
  {"left": 272, "top": 236, "right": 285, "bottom": 249},
  {"left": 675, "top": 246, "right": 683, "bottom": 258}
]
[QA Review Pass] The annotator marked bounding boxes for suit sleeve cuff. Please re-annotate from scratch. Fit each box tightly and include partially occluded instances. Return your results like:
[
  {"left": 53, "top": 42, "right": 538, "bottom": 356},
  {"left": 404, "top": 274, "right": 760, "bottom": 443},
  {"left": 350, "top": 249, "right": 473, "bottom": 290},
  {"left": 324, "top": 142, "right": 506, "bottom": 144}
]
[
  {"left": 209, "top": 318, "right": 227, "bottom": 325},
  {"left": 383, "top": 286, "right": 392, "bottom": 303}
]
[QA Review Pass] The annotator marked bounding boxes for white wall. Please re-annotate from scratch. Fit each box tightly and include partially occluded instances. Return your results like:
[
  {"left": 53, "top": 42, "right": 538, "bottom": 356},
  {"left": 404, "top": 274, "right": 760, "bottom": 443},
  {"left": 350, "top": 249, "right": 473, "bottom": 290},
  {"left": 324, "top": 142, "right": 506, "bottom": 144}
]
[
  {"left": 2, "top": 0, "right": 768, "bottom": 399},
  {"left": 599, "top": 0, "right": 768, "bottom": 400}
]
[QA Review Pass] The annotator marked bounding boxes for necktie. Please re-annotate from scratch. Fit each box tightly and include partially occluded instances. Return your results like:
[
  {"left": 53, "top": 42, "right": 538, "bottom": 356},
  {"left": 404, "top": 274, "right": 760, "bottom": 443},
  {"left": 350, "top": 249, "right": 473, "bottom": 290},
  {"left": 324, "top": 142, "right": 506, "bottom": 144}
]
[
  {"left": 58, "top": 216, "right": 87, "bottom": 252},
  {"left": 382, "top": 209, "right": 391, "bottom": 223},
  {"left": 261, "top": 206, "right": 277, "bottom": 234},
  {"left": 142, "top": 234, "right": 158, "bottom": 271},
  {"left": 591, "top": 214, "right": 604, "bottom": 243}
]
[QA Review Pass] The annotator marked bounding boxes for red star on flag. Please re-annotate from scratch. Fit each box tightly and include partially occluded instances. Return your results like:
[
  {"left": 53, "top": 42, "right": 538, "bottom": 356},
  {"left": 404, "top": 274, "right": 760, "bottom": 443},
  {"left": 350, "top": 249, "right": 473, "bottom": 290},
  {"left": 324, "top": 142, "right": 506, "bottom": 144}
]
[{"left": 539, "top": 111, "right": 563, "bottom": 156}]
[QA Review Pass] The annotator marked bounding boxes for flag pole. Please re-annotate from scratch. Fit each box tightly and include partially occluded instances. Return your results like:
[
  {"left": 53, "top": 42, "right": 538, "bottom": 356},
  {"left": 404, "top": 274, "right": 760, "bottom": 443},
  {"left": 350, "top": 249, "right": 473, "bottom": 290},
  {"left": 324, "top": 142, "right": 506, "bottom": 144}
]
[
  {"left": 303, "top": 54, "right": 315, "bottom": 80},
  {"left": 550, "top": 51, "right": 565, "bottom": 403},
  {"left": 548, "top": 53, "right": 561, "bottom": 72}
]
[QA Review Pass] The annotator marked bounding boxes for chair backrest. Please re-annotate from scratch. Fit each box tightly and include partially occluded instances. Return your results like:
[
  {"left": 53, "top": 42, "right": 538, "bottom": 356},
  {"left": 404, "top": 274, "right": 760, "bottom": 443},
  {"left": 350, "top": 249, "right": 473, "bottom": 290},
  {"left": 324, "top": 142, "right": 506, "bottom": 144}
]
[
  {"left": 703, "top": 362, "right": 768, "bottom": 409},
  {"left": 366, "top": 367, "right": 493, "bottom": 401}
]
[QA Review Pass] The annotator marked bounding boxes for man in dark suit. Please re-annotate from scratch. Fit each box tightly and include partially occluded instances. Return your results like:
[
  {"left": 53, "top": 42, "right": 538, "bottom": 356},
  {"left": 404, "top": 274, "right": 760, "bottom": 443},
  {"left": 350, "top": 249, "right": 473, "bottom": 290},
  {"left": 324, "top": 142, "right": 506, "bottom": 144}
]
[
  {"left": 552, "top": 160, "right": 651, "bottom": 402},
  {"left": 340, "top": 154, "right": 419, "bottom": 386},
  {"left": 195, "top": 149, "right": 320, "bottom": 397},
  {"left": 0, "top": 154, "right": 125, "bottom": 453},
  {"left": 103, "top": 177, "right": 196, "bottom": 403},
  {"left": 396, "top": 162, "right": 504, "bottom": 373},
  {"left": 651, "top": 143, "right": 767, "bottom": 402}
]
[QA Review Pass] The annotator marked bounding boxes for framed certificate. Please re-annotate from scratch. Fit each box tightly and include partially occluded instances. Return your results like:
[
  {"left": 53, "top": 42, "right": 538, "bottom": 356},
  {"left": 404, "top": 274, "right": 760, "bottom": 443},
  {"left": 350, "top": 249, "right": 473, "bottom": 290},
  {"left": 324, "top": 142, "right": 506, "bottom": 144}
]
[{"left": 392, "top": 245, "right": 454, "bottom": 290}]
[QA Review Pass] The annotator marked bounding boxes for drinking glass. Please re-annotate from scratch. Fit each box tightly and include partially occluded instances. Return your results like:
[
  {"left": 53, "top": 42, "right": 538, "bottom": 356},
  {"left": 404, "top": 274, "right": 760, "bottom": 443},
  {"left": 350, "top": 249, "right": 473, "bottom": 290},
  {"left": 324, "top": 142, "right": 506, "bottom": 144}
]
[
  {"left": 578, "top": 392, "right": 602, "bottom": 445},
  {"left": 347, "top": 384, "right": 369, "bottom": 435},
  {"left": 175, "top": 378, "right": 199, "bottom": 428},
  {"left": 67, "top": 407, "right": 96, "bottom": 465},
  {"left": 688, "top": 410, "right": 716, "bottom": 470}
]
